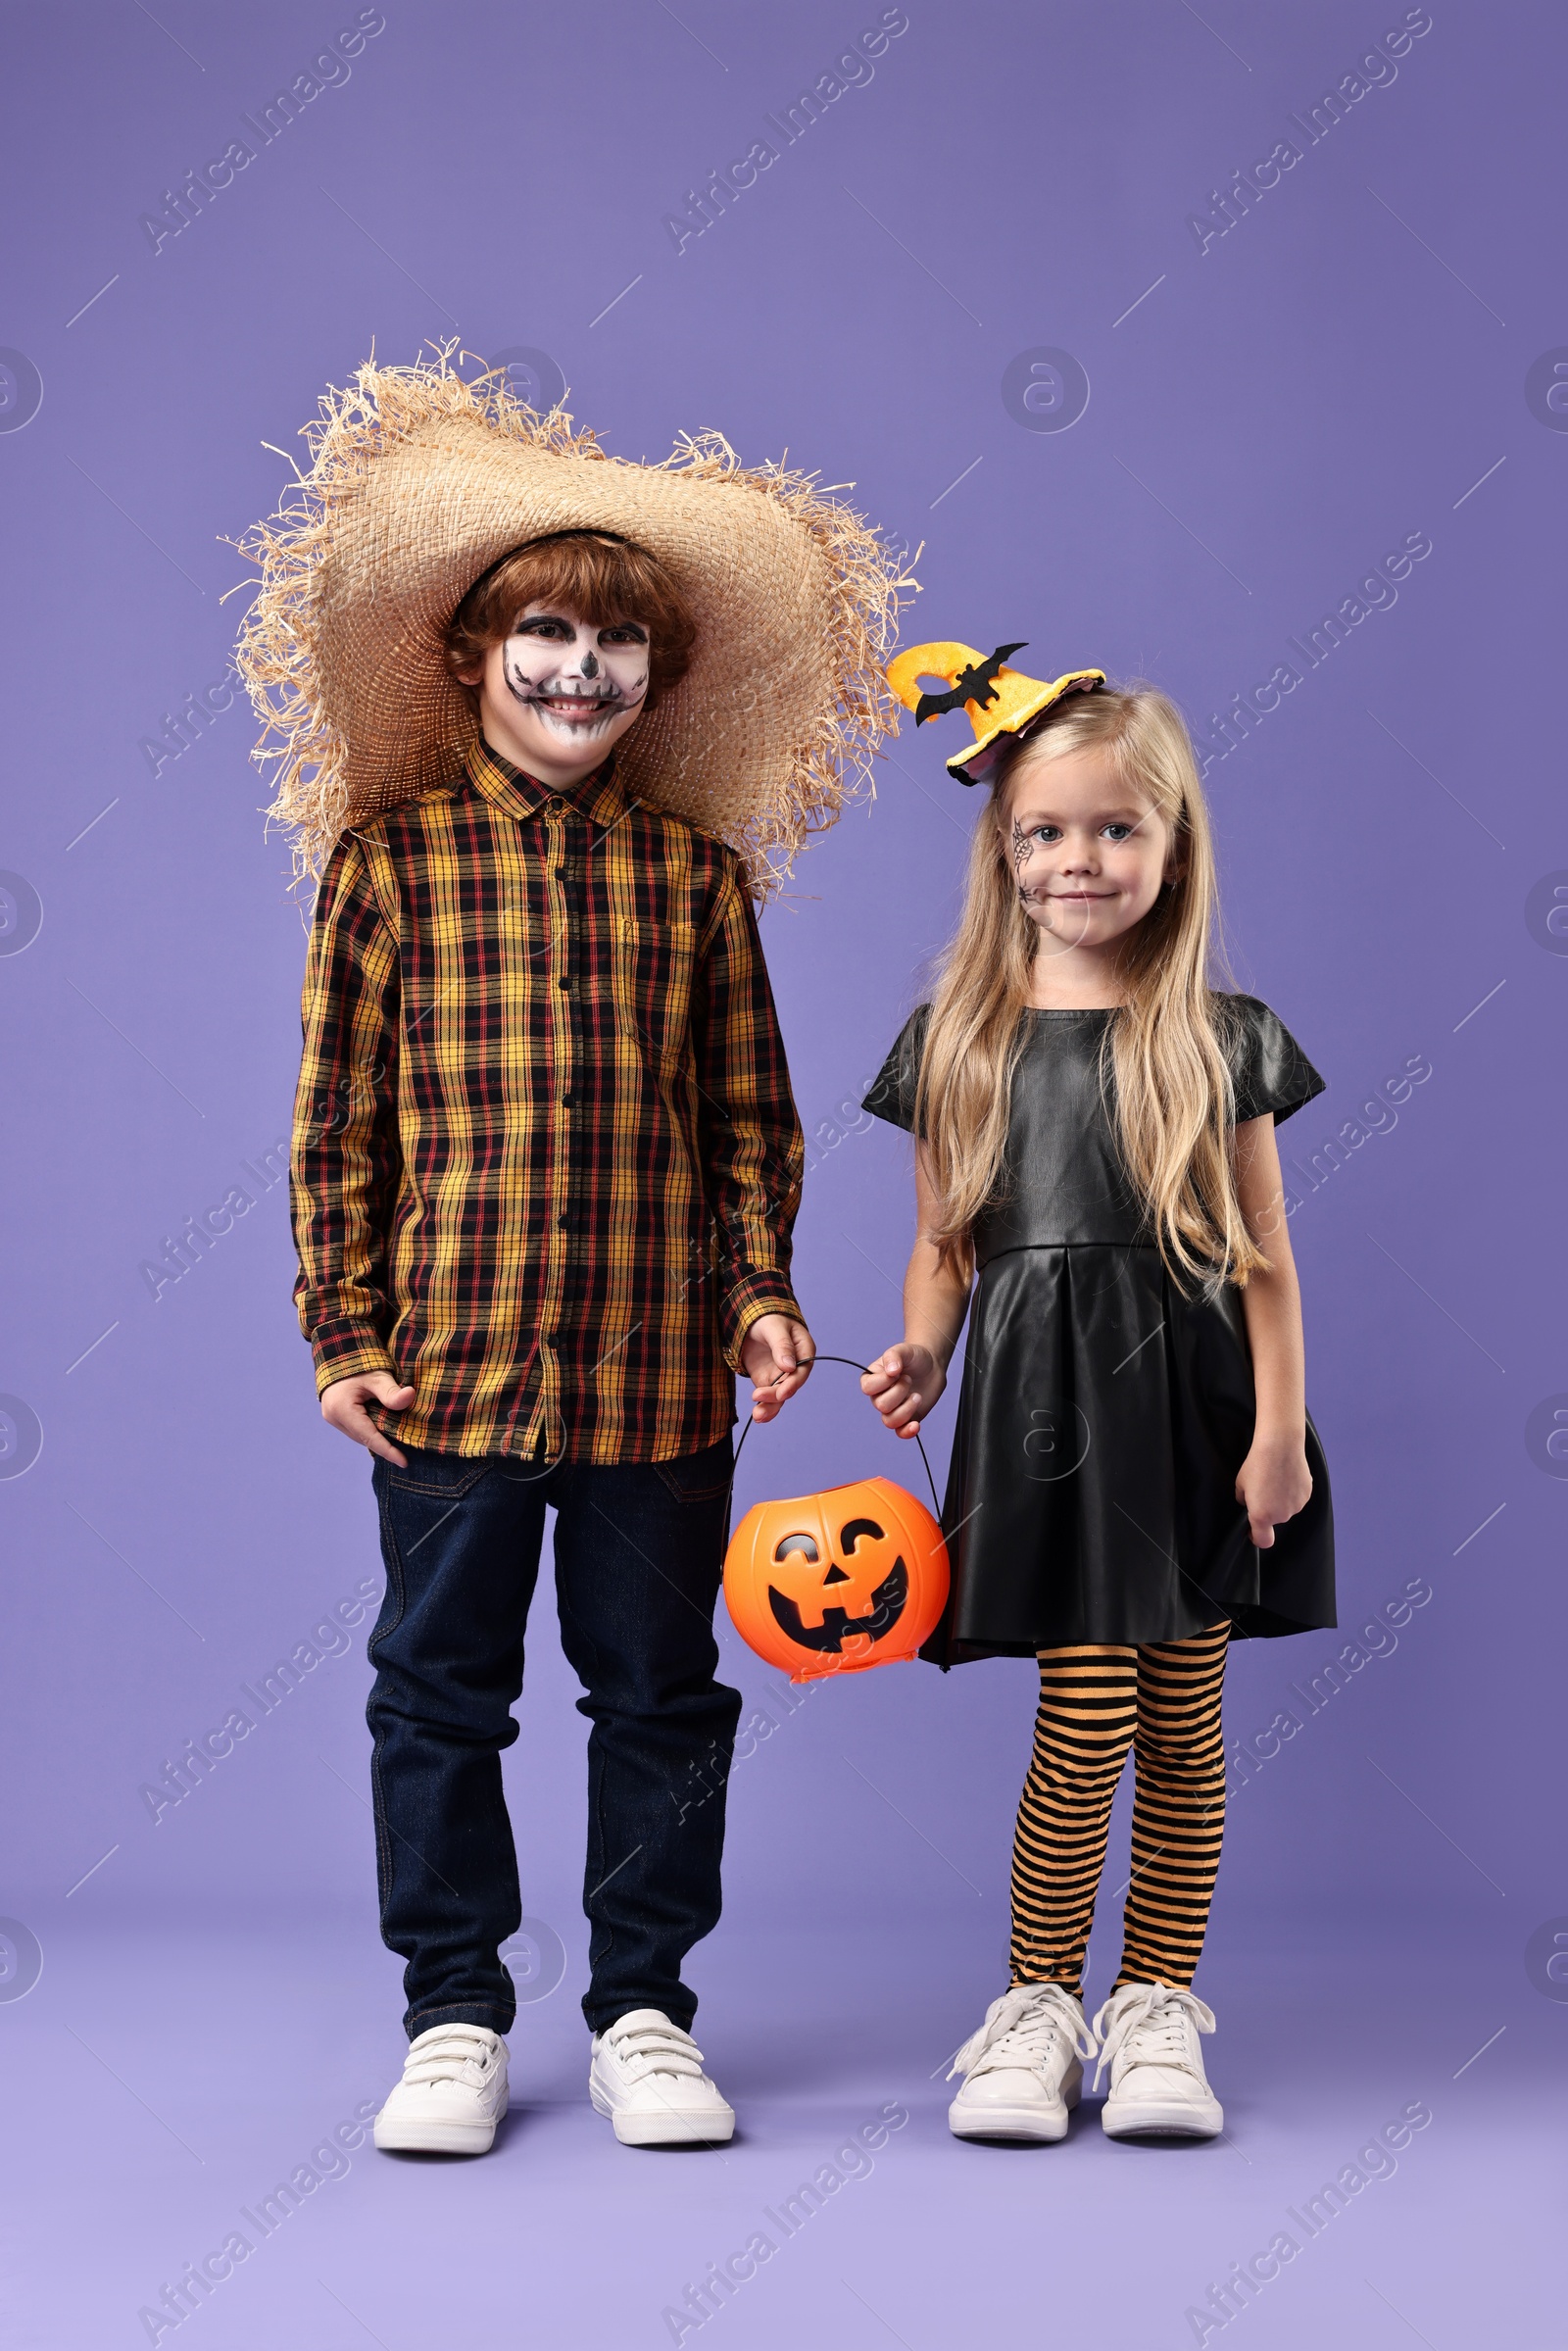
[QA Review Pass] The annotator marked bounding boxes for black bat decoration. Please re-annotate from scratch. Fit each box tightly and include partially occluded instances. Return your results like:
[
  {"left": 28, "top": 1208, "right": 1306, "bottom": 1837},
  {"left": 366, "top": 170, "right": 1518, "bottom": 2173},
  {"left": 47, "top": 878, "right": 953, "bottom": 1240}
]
[{"left": 912, "top": 642, "right": 1027, "bottom": 726}]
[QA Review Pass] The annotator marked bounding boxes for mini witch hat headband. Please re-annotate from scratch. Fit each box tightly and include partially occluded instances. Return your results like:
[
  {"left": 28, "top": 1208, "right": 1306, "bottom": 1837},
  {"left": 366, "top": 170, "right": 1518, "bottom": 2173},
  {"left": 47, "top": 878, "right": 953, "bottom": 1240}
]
[{"left": 886, "top": 641, "right": 1104, "bottom": 784}]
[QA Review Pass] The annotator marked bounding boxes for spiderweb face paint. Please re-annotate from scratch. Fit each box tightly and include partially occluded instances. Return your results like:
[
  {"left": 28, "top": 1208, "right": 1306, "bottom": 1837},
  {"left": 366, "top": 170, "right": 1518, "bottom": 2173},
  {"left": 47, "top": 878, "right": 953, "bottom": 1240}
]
[
  {"left": 1011, "top": 812, "right": 1052, "bottom": 907},
  {"left": 501, "top": 606, "right": 650, "bottom": 751}
]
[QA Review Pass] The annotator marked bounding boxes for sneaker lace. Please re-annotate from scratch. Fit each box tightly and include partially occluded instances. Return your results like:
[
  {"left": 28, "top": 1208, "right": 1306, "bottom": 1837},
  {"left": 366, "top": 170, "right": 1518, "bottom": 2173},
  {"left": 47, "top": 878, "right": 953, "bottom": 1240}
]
[
  {"left": 1090, "top": 1983, "right": 1215, "bottom": 2093},
  {"left": 402, "top": 2026, "right": 501, "bottom": 2089},
  {"left": 947, "top": 1984, "right": 1096, "bottom": 2083},
  {"left": 607, "top": 2017, "right": 708, "bottom": 2084}
]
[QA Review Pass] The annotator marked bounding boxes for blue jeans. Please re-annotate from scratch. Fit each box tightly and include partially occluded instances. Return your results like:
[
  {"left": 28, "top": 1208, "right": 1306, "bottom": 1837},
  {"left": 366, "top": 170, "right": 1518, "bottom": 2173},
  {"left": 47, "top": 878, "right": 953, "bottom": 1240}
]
[{"left": 367, "top": 1439, "right": 739, "bottom": 2039}]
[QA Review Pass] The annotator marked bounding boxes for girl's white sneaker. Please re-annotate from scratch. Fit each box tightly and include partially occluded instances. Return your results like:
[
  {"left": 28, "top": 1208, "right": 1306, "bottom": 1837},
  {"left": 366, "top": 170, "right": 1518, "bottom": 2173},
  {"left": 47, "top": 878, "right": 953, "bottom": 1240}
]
[
  {"left": 1091, "top": 1983, "right": 1223, "bottom": 2137},
  {"left": 589, "top": 2009, "right": 735, "bottom": 2146},
  {"left": 372, "top": 2023, "right": 509, "bottom": 2154},
  {"left": 946, "top": 1984, "right": 1096, "bottom": 2142}
]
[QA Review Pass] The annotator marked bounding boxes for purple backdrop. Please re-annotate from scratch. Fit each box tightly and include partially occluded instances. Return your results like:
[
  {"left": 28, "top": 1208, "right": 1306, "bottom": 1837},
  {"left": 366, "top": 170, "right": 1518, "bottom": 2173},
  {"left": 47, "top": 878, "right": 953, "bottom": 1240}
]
[{"left": 2, "top": 5, "right": 1562, "bottom": 2346}]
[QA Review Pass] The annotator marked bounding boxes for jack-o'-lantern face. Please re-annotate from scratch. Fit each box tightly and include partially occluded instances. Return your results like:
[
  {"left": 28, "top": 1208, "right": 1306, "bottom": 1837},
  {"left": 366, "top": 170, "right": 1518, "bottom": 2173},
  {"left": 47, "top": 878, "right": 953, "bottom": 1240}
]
[
  {"left": 765, "top": 1514, "right": 909, "bottom": 1654},
  {"left": 724, "top": 1475, "right": 949, "bottom": 1684}
]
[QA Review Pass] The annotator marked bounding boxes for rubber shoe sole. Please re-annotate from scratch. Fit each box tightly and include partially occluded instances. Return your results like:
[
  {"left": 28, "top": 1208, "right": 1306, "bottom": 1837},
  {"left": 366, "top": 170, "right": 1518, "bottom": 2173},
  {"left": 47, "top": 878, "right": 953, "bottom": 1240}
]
[
  {"left": 1101, "top": 2091, "right": 1223, "bottom": 2139},
  {"left": 590, "top": 2084, "right": 735, "bottom": 2146},
  {"left": 372, "top": 2109, "right": 500, "bottom": 2155},
  {"left": 948, "top": 2067, "right": 1081, "bottom": 2143},
  {"left": 948, "top": 2085, "right": 1077, "bottom": 2142}
]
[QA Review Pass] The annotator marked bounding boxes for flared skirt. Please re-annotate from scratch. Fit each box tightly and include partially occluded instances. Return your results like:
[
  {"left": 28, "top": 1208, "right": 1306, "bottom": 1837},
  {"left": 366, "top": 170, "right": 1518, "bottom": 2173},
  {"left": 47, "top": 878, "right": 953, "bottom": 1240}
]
[{"left": 925, "top": 1244, "right": 1337, "bottom": 1664}]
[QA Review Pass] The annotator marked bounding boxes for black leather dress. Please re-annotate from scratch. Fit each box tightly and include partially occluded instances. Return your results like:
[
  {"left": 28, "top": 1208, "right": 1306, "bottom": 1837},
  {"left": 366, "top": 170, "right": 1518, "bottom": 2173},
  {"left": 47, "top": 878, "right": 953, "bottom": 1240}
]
[{"left": 863, "top": 997, "right": 1337, "bottom": 1664}]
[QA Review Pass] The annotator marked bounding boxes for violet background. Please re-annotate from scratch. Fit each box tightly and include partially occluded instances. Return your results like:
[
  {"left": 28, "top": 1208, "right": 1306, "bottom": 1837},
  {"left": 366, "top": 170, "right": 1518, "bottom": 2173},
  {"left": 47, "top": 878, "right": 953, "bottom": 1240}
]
[{"left": 1, "top": 4, "right": 1562, "bottom": 2346}]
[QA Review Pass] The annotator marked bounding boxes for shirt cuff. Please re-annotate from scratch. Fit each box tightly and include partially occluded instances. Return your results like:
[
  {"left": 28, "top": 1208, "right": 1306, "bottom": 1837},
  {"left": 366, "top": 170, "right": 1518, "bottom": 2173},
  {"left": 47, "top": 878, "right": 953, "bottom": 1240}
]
[
  {"left": 719, "top": 1275, "right": 806, "bottom": 1370},
  {"left": 310, "top": 1321, "right": 397, "bottom": 1395}
]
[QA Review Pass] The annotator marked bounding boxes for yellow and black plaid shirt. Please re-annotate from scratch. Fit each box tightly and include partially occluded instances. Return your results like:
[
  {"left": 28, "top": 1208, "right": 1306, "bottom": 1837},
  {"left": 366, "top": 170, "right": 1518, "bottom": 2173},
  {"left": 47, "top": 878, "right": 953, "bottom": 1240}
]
[{"left": 291, "top": 738, "right": 805, "bottom": 1462}]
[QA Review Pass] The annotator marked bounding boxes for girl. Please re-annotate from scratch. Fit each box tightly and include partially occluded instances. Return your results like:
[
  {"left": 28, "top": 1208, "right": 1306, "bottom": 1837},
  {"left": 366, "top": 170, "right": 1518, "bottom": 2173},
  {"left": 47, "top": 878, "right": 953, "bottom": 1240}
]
[{"left": 861, "top": 649, "right": 1334, "bottom": 2144}]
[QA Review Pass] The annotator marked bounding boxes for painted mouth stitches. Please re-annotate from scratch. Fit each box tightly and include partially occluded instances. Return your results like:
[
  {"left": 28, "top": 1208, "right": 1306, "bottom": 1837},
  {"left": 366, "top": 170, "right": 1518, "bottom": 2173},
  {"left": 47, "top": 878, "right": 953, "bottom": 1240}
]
[
  {"left": 503, "top": 664, "right": 648, "bottom": 724},
  {"left": 538, "top": 695, "right": 640, "bottom": 731},
  {"left": 512, "top": 681, "right": 628, "bottom": 706},
  {"left": 537, "top": 706, "right": 629, "bottom": 736}
]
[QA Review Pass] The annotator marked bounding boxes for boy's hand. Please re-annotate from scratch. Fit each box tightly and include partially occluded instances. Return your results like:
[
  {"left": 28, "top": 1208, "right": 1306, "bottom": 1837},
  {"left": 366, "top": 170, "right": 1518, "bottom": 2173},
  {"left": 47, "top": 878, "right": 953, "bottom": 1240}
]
[
  {"left": 320, "top": 1371, "right": 416, "bottom": 1467},
  {"left": 740, "top": 1315, "right": 815, "bottom": 1422},
  {"left": 1235, "top": 1436, "right": 1312, "bottom": 1547},
  {"left": 861, "top": 1344, "right": 946, "bottom": 1437}
]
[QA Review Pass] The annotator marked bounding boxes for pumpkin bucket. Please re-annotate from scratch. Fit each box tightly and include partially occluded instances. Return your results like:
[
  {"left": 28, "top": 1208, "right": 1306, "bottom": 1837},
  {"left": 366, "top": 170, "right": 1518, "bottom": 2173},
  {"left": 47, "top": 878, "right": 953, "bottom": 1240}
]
[{"left": 722, "top": 1355, "right": 950, "bottom": 1683}]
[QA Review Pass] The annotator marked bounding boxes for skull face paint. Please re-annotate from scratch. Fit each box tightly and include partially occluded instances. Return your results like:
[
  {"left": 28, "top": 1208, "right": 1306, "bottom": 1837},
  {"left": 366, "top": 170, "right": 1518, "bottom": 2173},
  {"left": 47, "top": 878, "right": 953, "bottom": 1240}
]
[{"left": 500, "top": 605, "right": 650, "bottom": 752}]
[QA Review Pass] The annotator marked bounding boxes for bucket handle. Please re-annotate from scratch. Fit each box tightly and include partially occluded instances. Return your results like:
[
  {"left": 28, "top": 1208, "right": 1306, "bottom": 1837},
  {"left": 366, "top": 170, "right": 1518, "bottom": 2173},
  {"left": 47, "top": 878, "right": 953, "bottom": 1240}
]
[{"left": 730, "top": 1351, "right": 943, "bottom": 1520}]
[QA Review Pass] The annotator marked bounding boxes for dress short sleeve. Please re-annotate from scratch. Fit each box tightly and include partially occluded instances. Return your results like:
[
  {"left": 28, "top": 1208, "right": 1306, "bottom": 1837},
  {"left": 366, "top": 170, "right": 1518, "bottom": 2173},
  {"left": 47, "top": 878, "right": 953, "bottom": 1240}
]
[
  {"left": 1226, "top": 994, "right": 1325, "bottom": 1126},
  {"left": 861, "top": 1004, "right": 931, "bottom": 1135}
]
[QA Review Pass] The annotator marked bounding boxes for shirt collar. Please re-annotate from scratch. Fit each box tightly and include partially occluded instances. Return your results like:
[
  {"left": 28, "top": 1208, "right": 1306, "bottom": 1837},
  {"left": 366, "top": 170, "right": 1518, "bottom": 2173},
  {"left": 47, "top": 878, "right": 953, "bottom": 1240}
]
[{"left": 466, "top": 735, "right": 627, "bottom": 832}]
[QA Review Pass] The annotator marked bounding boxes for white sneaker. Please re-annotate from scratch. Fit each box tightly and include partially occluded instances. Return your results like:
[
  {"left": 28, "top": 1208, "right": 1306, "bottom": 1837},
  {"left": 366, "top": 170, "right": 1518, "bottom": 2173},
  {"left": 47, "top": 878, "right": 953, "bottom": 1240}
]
[
  {"left": 1091, "top": 1983, "right": 1223, "bottom": 2137},
  {"left": 589, "top": 2009, "right": 735, "bottom": 2146},
  {"left": 946, "top": 1984, "right": 1096, "bottom": 2142},
  {"left": 372, "top": 2023, "right": 509, "bottom": 2154}
]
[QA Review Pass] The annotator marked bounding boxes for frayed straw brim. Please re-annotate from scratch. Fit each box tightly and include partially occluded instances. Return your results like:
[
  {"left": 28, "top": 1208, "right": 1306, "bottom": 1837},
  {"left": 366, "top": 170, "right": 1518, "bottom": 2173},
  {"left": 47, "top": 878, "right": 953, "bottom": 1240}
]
[{"left": 232, "top": 353, "right": 917, "bottom": 896}]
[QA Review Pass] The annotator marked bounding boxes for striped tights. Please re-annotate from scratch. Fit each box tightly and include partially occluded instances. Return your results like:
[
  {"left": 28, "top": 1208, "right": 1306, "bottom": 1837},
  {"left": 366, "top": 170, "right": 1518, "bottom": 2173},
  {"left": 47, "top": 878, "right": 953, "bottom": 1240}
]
[{"left": 1008, "top": 1621, "right": 1230, "bottom": 1997}]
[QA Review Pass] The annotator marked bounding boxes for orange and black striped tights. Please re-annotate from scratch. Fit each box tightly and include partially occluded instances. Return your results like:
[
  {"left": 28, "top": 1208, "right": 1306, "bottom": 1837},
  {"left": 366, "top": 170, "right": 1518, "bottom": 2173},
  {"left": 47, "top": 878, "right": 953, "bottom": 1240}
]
[{"left": 1009, "top": 1621, "right": 1230, "bottom": 1996}]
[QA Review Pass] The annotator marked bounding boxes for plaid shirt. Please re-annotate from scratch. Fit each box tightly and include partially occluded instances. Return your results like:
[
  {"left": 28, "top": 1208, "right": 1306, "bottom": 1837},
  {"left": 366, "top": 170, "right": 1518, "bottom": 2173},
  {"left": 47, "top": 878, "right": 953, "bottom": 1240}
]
[{"left": 290, "top": 738, "right": 805, "bottom": 1462}]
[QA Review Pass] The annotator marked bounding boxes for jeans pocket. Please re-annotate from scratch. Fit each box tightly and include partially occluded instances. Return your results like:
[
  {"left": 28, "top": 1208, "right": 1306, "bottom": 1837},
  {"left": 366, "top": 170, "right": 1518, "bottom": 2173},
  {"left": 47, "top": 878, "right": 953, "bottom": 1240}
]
[
  {"left": 653, "top": 1441, "right": 736, "bottom": 1506},
  {"left": 383, "top": 1450, "right": 495, "bottom": 1500}
]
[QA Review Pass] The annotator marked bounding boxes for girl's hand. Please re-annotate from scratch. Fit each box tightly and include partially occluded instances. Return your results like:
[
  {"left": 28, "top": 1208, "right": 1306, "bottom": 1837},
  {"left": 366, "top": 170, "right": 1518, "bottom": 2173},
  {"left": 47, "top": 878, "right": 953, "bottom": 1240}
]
[
  {"left": 1235, "top": 1437, "right": 1312, "bottom": 1548},
  {"left": 861, "top": 1344, "right": 946, "bottom": 1437}
]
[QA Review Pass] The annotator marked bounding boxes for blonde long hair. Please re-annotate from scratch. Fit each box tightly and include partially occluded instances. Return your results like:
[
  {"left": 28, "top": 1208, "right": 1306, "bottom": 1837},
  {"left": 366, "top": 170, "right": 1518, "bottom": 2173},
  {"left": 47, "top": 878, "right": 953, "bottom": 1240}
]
[{"left": 913, "top": 684, "right": 1265, "bottom": 1290}]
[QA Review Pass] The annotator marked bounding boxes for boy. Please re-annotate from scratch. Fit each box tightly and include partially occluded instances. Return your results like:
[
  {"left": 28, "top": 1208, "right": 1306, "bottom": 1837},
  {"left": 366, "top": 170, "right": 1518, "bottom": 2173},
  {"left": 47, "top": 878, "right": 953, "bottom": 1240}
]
[{"left": 237, "top": 359, "right": 905, "bottom": 2153}]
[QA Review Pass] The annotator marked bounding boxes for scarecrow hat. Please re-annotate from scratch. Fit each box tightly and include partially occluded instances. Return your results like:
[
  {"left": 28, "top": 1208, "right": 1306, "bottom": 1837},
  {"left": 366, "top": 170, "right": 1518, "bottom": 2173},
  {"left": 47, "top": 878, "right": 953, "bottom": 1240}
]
[
  {"left": 886, "top": 640, "right": 1104, "bottom": 784},
  {"left": 233, "top": 353, "right": 914, "bottom": 892}
]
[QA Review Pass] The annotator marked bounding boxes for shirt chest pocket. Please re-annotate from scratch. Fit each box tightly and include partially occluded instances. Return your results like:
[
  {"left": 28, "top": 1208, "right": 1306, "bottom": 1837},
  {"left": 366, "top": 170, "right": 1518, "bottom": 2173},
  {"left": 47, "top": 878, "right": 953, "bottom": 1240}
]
[{"left": 612, "top": 917, "right": 698, "bottom": 1076}]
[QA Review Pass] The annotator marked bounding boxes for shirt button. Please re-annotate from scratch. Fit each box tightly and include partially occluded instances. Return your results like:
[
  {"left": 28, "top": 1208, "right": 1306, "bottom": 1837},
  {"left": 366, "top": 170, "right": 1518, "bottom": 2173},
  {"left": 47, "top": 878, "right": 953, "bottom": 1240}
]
[{"left": 557, "top": 976, "right": 570, "bottom": 990}]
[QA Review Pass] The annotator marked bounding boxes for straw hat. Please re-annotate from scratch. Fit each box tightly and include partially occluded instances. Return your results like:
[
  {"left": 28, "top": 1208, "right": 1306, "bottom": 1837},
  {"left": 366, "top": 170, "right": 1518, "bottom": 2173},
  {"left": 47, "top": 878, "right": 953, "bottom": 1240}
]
[
  {"left": 886, "top": 640, "right": 1104, "bottom": 783},
  {"left": 233, "top": 353, "right": 915, "bottom": 893}
]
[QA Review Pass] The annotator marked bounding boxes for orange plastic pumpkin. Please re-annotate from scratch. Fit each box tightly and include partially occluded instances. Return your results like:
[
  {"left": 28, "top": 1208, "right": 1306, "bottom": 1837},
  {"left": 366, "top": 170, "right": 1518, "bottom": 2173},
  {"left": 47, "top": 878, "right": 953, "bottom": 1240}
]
[{"left": 724, "top": 1476, "right": 950, "bottom": 1684}]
